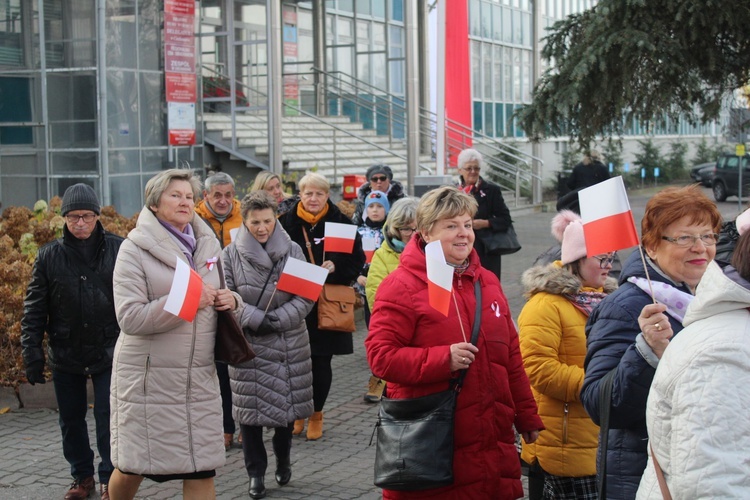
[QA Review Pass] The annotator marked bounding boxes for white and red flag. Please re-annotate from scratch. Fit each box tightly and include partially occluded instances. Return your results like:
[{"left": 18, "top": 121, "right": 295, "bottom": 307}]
[
  {"left": 324, "top": 222, "right": 357, "bottom": 254},
  {"left": 579, "top": 176, "right": 640, "bottom": 256},
  {"left": 425, "top": 241, "right": 453, "bottom": 317},
  {"left": 164, "top": 257, "right": 203, "bottom": 322},
  {"left": 276, "top": 257, "right": 329, "bottom": 301},
  {"left": 362, "top": 237, "right": 377, "bottom": 264}
]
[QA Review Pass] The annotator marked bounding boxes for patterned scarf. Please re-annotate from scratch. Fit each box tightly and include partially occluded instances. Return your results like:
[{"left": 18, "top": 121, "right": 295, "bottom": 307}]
[{"left": 564, "top": 290, "right": 608, "bottom": 317}]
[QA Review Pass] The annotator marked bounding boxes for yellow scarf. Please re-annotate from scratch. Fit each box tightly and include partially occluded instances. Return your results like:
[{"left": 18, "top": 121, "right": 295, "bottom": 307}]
[{"left": 297, "top": 201, "right": 329, "bottom": 225}]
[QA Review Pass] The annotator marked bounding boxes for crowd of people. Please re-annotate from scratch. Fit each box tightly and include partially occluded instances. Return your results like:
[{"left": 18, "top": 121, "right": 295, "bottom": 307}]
[{"left": 19, "top": 150, "right": 750, "bottom": 500}]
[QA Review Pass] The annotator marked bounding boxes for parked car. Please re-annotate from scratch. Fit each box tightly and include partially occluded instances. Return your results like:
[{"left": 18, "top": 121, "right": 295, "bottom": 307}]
[
  {"left": 712, "top": 153, "right": 750, "bottom": 202},
  {"left": 690, "top": 162, "right": 715, "bottom": 186}
]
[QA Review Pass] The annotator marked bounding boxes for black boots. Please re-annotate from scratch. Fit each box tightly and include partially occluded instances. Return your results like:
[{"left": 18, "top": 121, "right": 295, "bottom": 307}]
[
  {"left": 275, "top": 456, "right": 292, "bottom": 486},
  {"left": 248, "top": 476, "right": 266, "bottom": 499}
]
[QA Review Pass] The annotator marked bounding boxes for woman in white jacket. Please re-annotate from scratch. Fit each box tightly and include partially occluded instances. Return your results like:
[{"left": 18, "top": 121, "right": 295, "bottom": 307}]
[
  {"left": 637, "top": 219, "right": 750, "bottom": 499},
  {"left": 109, "top": 169, "right": 240, "bottom": 500}
]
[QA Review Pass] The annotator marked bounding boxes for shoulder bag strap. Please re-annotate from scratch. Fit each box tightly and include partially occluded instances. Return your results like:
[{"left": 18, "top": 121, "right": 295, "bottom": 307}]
[
  {"left": 597, "top": 367, "right": 617, "bottom": 500},
  {"left": 650, "top": 444, "right": 673, "bottom": 500},
  {"left": 301, "top": 228, "right": 316, "bottom": 265},
  {"left": 57, "top": 239, "right": 114, "bottom": 305},
  {"left": 455, "top": 280, "right": 482, "bottom": 390},
  {"left": 218, "top": 255, "right": 274, "bottom": 308}
]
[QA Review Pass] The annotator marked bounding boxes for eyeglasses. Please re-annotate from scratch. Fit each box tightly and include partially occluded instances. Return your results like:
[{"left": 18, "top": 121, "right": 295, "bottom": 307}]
[
  {"left": 661, "top": 233, "right": 719, "bottom": 247},
  {"left": 592, "top": 253, "right": 617, "bottom": 268},
  {"left": 397, "top": 227, "right": 416, "bottom": 235},
  {"left": 370, "top": 176, "right": 388, "bottom": 182},
  {"left": 65, "top": 213, "right": 97, "bottom": 223},
  {"left": 462, "top": 167, "right": 480, "bottom": 173}
]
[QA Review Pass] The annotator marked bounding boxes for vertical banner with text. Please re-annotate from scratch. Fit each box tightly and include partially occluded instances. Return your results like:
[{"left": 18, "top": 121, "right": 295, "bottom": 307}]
[{"left": 165, "top": 0, "right": 196, "bottom": 146}]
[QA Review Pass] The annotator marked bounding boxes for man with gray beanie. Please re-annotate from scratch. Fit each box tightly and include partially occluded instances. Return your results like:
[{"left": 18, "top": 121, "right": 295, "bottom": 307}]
[
  {"left": 351, "top": 163, "right": 405, "bottom": 225},
  {"left": 22, "top": 183, "right": 124, "bottom": 500}
]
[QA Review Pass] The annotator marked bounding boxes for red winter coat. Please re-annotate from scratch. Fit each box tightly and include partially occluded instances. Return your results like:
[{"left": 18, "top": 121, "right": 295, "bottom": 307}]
[{"left": 366, "top": 235, "right": 543, "bottom": 499}]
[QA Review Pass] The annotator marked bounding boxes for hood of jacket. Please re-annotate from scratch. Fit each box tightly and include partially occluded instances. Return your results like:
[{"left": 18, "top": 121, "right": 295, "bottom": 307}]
[
  {"left": 522, "top": 261, "right": 617, "bottom": 298},
  {"left": 683, "top": 260, "right": 750, "bottom": 326}
]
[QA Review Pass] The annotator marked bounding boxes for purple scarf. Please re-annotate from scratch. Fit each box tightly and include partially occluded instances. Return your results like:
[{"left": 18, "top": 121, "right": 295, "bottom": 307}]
[
  {"left": 158, "top": 219, "right": 197, "bottom": 268},
  {"left": 564, "top": 290, "right": 608, "bottom": 317}
]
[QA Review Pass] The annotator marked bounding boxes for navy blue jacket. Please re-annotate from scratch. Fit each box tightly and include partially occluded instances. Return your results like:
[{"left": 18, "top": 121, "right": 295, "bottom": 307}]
[{"left": 581, "top": 251, "right": 691, "bottom": 500}]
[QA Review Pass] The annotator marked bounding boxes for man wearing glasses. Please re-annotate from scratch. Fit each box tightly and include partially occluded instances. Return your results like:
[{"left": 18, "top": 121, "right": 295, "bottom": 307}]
[
  {"left": 22, "top": 183, "right": 124, "bottom": 500},
  {"left": 351, "top": 163, "right": 405, "bottom": 225}
]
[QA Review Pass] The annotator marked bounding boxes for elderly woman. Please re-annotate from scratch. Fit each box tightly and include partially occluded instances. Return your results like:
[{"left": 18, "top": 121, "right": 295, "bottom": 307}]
[
  {"left": 637, "top": 219, "right": 750, "bottom": 499},
  {"left": 580, "top": 185, "right": 722, "bottom": 500},
  {"left": 222, "top": 191, "right": 314, "bottom": 499},
  {"left": 518, "top": 211, "right": 617, "bottom": 499},
  {"left": 456, "top": 148, "right": 513, "bottom": 281},
  {"left": 278, "top": 172, "right": 365, "bottom": 440},
  {"left": 362, "top": 197, "right": 418, "bottom": 403},
  {"left": 251, "top": 171, "right": 297, "bottom": 216},
  {"left": 366, "top": 186, "right": 543, "bottom": 498},
  {"left": 109, "top": 169, "right": 239, "bottom": 499}
]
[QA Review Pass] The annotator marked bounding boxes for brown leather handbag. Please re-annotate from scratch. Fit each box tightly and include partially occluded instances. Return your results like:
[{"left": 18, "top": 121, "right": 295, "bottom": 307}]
[
  {"left": 302, "top": 230, "right": 357, "bottom": 333},
  {"left": 214, "top": 260, "right": 256, "bottom": 365}
]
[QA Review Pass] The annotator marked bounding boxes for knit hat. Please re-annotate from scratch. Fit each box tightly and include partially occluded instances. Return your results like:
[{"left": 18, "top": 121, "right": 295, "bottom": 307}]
[
  {"left": 364, "top": 190, "right": 390, "bottom": 214},
  {"left": 551, "top": 210, "right": 587, "bottom": 264},
  {"left": 61, "top": 183, "right": 101, "bottom": 216},
  {"left": 736, "top": 208, "right": 750, "bottom": 235},
  {"left": 366, "top": 164, "right": 393, "bottom": 181}
]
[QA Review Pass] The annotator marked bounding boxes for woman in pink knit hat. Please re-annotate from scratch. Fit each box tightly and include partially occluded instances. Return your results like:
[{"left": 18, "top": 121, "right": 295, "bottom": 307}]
[{"left": 517, "top": 210, "right": 618, "bottom": 499}]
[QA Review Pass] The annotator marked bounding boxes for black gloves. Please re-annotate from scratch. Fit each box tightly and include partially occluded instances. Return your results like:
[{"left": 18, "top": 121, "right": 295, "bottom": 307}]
[
  {"left": 25, "top": 361, "right": 46, "bottom": 385},
  {"left": 254, "top": 316, "right": 281, "bottom": 336}
]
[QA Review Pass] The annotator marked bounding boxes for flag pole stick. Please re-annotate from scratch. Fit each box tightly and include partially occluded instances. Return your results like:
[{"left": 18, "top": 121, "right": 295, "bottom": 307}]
[
  {"left": 263, "top": 288, "right": 278, "bottom": 314},
  {"left": 637, "top": 245, "right": 658, "bottom": 304}
]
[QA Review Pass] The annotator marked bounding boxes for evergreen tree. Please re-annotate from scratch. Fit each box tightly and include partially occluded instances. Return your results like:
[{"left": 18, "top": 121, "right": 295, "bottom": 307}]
[{"left": 516, "top": 1, "right": 750, "bottom": 148}]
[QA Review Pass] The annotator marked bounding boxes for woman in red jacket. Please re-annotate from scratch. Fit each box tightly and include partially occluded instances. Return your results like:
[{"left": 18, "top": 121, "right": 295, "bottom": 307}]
[{"left": 366, "top": 186, "right": 543, "bottom": 499}]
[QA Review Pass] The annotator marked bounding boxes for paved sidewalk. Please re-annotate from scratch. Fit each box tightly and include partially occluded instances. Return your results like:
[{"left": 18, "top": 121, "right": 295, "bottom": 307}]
[{"left": 0, "top": 185, "right": 736, "bottom": 499}]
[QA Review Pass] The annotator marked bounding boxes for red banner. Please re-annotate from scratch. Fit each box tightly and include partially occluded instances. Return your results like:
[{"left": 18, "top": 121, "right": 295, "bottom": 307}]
[
  {"left": 166, "top": 73, "right": 196, "bottom": 103},
  {"left": 445, "top": 1, "right": 472, "bottom": 167}
]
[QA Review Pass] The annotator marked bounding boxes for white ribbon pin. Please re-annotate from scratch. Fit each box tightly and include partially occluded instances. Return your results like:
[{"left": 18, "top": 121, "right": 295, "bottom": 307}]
[{"left": 490, "top": 301, "right": 501, "bottom": 318}]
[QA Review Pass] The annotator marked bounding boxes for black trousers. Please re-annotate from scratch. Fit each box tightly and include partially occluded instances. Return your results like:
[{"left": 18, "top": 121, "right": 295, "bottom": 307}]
[
  {"left": 240, "top": 423, "right": 293, "bottom": 477},
  {"left": 311, "top": 354, "right": 333, "bottom": 412},
  {"left": 216, "top": 362, "right": 235, "bottom": 435}
]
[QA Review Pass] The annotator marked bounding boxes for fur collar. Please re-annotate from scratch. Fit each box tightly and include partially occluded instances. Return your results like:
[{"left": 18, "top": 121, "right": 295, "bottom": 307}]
[{"left": 521, "top": 262, "right": 618, "bottom": 299}]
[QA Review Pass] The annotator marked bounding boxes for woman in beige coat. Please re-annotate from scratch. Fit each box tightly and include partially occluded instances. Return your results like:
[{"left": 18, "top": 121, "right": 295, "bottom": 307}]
[{"left": 109, "top": 169, "right": 240, "bottom": 500}]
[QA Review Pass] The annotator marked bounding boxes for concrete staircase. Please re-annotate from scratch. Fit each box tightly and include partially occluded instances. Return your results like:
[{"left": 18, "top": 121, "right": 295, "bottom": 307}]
[{"left": 202, "top": 112, "right": 434, "bottom": 186}]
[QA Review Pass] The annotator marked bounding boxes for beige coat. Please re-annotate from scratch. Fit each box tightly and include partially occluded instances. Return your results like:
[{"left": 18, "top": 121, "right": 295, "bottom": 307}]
[{"left": 110, "top": 206, "right": 227, "bottom": 475}]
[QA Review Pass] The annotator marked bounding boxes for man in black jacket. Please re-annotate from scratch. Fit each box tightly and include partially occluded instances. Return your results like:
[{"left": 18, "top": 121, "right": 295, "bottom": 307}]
[
  {"left": 22, "top": 184, "right": 123, "bottom": 500},
  {"left": 351, "top": 164, "right": 406, "bottom": 225}
]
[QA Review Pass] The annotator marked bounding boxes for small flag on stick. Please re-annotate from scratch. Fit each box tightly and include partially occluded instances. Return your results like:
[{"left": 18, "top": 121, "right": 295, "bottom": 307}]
[
  {"left": 324, "top": 222, "right": 358, "bottom": 254},
  {"left": 276, "top": 257, "right": 329, "bottom": 301},
  {"left": 164, "top": 257, "right": 203, "bottom": 322},
  {"left": 425, "top": 241, "right": 453, "bottom": 317},
  {"left": 362, "top": 237, "right": 377, "bottom": 264},
  {"left": 579, "top": 176, "right": 640, "bottom": 256}
]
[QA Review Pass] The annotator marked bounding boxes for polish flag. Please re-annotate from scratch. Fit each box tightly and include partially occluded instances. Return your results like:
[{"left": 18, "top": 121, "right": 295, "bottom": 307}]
[
  {"left": 579, "top": 176, "right": 640, "bottom": 256},
  {"left": 276, "top": 257, "right": 329, "bottom": 301},
  {"left": 425, "top": 241, "right": 453, "bottom": 317},
  {"left": 362, "top": 237, "right": 377, "bottom": 264},
  {"left": 324, "top": 222, "right": 358, "bottom": 254},
  {"left": 164, "top": 257, "right": 203, "bottom": 322}
]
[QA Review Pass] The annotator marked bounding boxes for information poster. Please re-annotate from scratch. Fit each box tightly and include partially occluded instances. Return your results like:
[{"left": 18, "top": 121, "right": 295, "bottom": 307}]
[{"left": 165, "top": 0, "right": 196, "bottom": 145}]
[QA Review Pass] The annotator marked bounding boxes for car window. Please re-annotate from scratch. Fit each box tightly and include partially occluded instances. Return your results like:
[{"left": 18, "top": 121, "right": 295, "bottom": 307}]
[{"left": 726, "top": 156, "right": 739, "bottom": 170}]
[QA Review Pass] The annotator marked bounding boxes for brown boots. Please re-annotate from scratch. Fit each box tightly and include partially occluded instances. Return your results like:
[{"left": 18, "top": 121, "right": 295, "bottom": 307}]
[
  {"left": 292, "top": 419, "right": 305, "bottom": 435},
  {"left": 306, "top": 411, "right": 324, "bottom": 440}
]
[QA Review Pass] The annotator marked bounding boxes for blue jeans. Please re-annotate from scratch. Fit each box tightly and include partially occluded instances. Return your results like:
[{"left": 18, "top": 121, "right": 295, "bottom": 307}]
[{"left": 52, "top": 369, "right": 113, "bottom": 484}]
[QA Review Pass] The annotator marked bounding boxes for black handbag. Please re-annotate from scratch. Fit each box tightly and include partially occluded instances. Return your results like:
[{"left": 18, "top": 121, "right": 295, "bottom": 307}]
[
  {"left": 373, "top": 281, "right": 482, "bottom": 491},
  {"left": 478, "top": 225, "right": 522, "bottom": 255},
  {"left": 214, "top": 260, "right": 255, "bottom": 365}
]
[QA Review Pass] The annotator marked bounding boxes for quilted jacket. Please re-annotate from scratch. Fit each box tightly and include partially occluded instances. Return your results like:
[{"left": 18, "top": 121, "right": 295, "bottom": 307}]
[
  {"left": 518, "top": 262, "right": 616, "bottom": 477},
  {"left": 222, "top": 223, "right": 314, "bottom": 427},
  {"left": 110, "top": 206, "right": 228, "bottom": 475},
  {"left": 366, "top": 234, "right": 543, "bottom": 499},
  {"left": 581, "top": 251, "right": 691, "bottom": 499},
  {"left": 637, "top": 261, "right": 750, "bottom": 498}
]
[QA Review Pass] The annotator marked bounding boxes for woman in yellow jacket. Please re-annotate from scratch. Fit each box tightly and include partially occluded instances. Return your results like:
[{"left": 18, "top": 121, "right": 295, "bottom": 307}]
[
  {"left": 363, "top": 197, "right": 418, "bottom": 402},
  {"left": 518, "top": 210, "right": 617, "bottom": 499}
]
